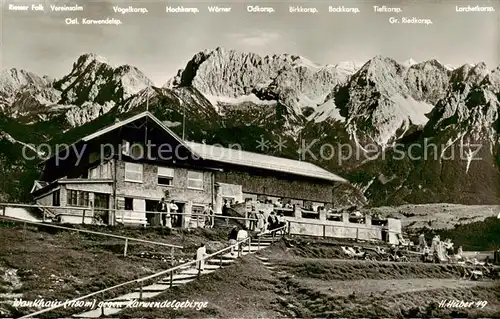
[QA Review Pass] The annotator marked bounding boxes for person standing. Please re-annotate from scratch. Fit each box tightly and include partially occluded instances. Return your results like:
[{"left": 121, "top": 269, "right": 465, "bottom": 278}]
[
  {"left": 202, "top": 205, "right": 209, "bottom": 228},
  {"left": 268, "top": 212, "right": 278, "bottom": 231},
  {"left": 168, "top": 200, "right": 178, "bottom": 228},
  {"left": 196, "top": 243, "right": 207, "bottom": 271},
  {"left": 208, "top": 203, "right": 215, "bottom": 228},
  {"left": 256, "top": 211, "right": 266, "bottom": 232},
  {"left": 157, "top": 198, "right": 168, "bottom": 227},
  {"left": 418, "top": 233, "right": 427, "bottom": 252},
  {"left": 222, "top": 199, "right": 231, "bottom": 224},
  {"left": 249, "top": 210, "right": 257, "bottom": 231},
  {"left": 277, "top": 212, "right": 286, "bottom": 233},
  {"left": 237, "top": 227, "right": 249, "bottom": 252},
  {"left": 228, "top": 226, "right": 238, "bottom": 256},
  {"left": 222, "top": 200, "right": 229, "bottom": 216},
  {"left": 203, "top": 204, "right": 214, "bottom": 228}
]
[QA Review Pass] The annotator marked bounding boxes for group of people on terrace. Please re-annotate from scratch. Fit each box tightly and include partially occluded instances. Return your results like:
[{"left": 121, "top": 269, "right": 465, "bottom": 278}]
[
  {"left": 157, "top": 197, "right": 179, "bottom": 228},
  {"left": 247, "top": 210, "right": 286, "bottom": 232},
  {"left": 156, "top": 196, "right": 292, "bottom": 232}
]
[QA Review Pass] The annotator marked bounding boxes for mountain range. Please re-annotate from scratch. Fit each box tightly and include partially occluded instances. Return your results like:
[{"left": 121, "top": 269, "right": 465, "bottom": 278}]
[{"left": 0, "top": 48, "right": 499, "bottom": 206}]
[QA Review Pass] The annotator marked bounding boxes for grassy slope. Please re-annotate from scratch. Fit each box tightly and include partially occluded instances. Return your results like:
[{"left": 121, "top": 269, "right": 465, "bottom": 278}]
[
  {"left": 0, "top": 221, "right": 231, "bottom": 318},
  {"left": 121, "top": 239, "right": 500, "bottom": 318},
  {"left": 432, "top": 217, "right": 500, "bottom": 251},
  {"left": 365, "top": 203, "right": 500, "bottom": 229}
]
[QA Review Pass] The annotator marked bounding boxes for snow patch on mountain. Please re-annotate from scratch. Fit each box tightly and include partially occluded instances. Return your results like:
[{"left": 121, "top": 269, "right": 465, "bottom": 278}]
[
  {"left": 205, "top": 93, "right": 277, "bottom": 112},
  {"left": 308, "top": 99, "right": 345, "bottom": 123},
  {"left": 402, "top": 58, "right": 418, "bottom": 68},
  {"left": 333, "top": 56, "right": 437, "bottom": 147},
  {"left": 361, "top": 94, "right": 433, "bottom": 147},
  {"left": 167, "top": 47, "right": 352, "bottom": 115},
  {"left": 334, "top": 61, "right": 365, "bottom": 74},
  {"left": 292, "top": 56, "right": 321, "bottom": 70}
]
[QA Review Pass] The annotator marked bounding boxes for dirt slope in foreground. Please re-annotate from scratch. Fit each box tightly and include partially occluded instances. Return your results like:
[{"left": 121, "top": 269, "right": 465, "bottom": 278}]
[
  {"left": 121, "top": 247, "right": 500, "bottom": 318},
  {"left": 0, "top": 221, "right": 231, "bottom": 318}
]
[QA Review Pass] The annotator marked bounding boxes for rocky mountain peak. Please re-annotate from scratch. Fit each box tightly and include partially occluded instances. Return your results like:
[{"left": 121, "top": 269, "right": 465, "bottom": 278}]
[
  {"left": 332, "top": 55, "right": 438, "bottom": 148},
  {"left": 404, "top": 60, "right": 450, "bottom": 104},
  {"left": 0, "top": 68, "right": 58, "bottom": 114},
  {"left": 55, "top": 53, "right": 152, "bottom": 107},
  {"left": 167, "top": 48, "right": 353, "bottom": 117},
  {"left": 351, "top": 55, "right": 408, "bottom": 97},
  {"left": 480, "top": 66, "right": 500, "bottom": 92},
  {"left": 450, "top": 63, "right": 490, "bottom": 87},
  {"left": 0, "top": 68, "right": 51, "bottom": 95}
]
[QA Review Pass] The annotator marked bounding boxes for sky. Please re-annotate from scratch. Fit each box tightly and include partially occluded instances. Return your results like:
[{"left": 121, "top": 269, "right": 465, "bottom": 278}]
[{"left": 1, "top": 0, "right": 499, "bottom": 86}]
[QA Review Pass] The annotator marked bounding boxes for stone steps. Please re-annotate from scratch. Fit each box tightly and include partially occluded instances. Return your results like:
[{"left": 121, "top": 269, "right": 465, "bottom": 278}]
[{"left": 72, "top": 234, "right": 283, "bottom": 318}]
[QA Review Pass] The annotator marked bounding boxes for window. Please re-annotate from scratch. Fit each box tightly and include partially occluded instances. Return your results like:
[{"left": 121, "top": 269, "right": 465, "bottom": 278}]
[
  {"left": 187, "top": 171, "right": 203, "bottom": 189},
  {"left": 158, "top": 167, "right": 174, "bottom": 186},
  {"left": 67, "top": 190, "right": 89, "bottom": 207},
  {"left": 79, "top": 192, "right": 89, "bottom": 207},
  {"left": 52, "top": 190, "right": 60, "bottom": 206},
  {"left": 89, "top": 161, "right": 112, "bottom": 179},
  {"left": 124, "top": 197, "right": 133, "bottom": 210},
  {"left": 125, "top": 162, "right": 143, "bottom": 182},
  {"left": 68, "top": 190, "right": 77, "bottom": 206}
]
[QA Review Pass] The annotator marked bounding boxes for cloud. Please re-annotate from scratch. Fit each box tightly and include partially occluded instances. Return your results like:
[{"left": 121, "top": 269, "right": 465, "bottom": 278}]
[{"left": 227, "top": 32, "right": 280, "bottom": 47}]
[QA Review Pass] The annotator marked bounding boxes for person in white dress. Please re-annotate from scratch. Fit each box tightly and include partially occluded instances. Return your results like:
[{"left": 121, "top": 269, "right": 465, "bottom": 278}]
[
  {"left": 196, "top": 243, "right": 207, "bottom": 271},
  {"left": 256, "top": 211, "right": 266, "bottom": 232},
  {"left": 167, "top": 201, "right": 178, "bottom": 228},
  {"left": 236, "top": 228, "right": 249, "bottom": 252}
]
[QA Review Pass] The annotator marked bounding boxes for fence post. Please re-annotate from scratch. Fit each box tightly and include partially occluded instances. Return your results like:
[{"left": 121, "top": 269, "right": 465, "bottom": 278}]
[
  {"left": 2, "top": 205, "right": 5, "bottom": 216},
  {"left": 247, "top": 237, "right": 251, "bottom": 253},
  {"left": 100, "top": 292, "right": 105, "bottom": 316},
  {"left": 196, "top": 215, "right": 199, "bottom": 228},
  {"left": 123, "top": 239, "right": 128, "bottom": 257},
  {"left": 139, "top": 281, "right": 143, "bottom": 300},
  {"left": 323, "top": 225, "right": 326, "bottom": 238},
  {"left": 82, "top": 209, "right": 86, "bottom": 225},
  {"left": 169, "top": 271, "right": 173, "bottom": 288},
  {"left": 258, "top": 237, "right": 260, "bottom": 250},
  {"left": 287, "top": 221, "right": 291, "bottom": 235},
  {"left": 197, "top": 259, "right": 202, "bottom": 277},
  {"left": 170, "top": 247, "right": 174, "bottom": 266},
  {"left": 356, "top": 228, "right": 359, "bottom": 242}
]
